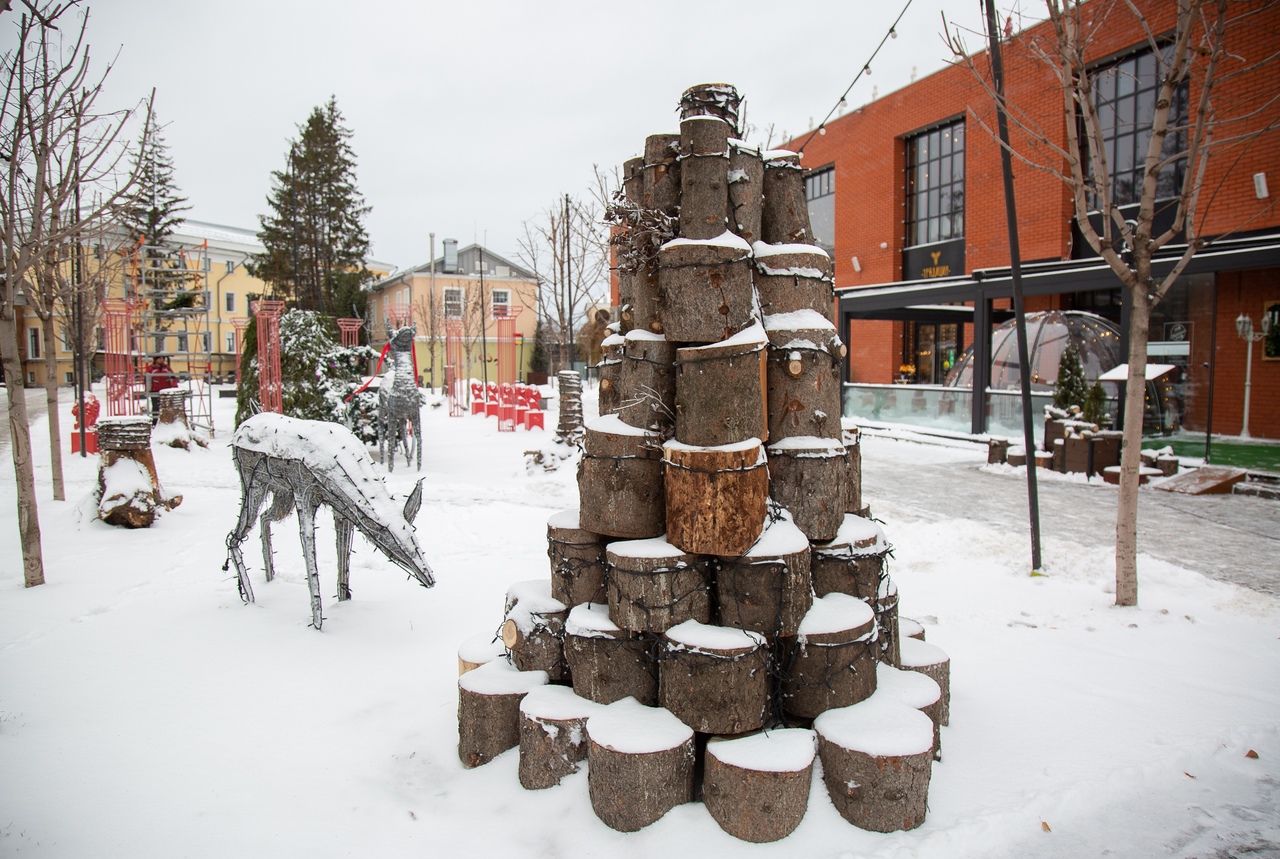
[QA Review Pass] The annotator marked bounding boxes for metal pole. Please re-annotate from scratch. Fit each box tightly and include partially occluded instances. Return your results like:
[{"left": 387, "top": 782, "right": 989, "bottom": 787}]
[
  {"left": 1204, "top": 279, "right": 1218, "bottom": 462},
  {"left": 429, "top": 232, "right": 436, "bottom": 391},
  {"left": 74, "top": 181, "right": 86, "bottom": 457},
  {"left": 565, "top": 193, "right": 574, "bottom": 372},
  {"left": 984, "top": 0, "right": 1042, "bottom": 571},
  {"left": 1241, "top": 331, "right": 1254, "bottom": 439},
  {"left": 479, "top": 246, "right": 488, "bottom": 393}
]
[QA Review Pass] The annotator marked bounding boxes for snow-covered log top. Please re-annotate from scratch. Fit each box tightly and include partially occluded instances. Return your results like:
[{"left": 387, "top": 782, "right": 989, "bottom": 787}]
[
  {"left": 727, "top": 137, "right": 760, "bottom": 154},
  {"left": 707, "top": 728, "right": 817, "bottom": 772},
  {"left": 814, "top": 697, "right": 934, "bottom": 757},
  {"left": 663, "top": 436, "right": 763, "bottom": 458},
  {"left": 741, "top": 509, "right": 810, "bottom": 557},
  {"left": 505, "top": 580, "right": 567, "bottom": 634},
  {"left": 798, "top": 593, "right": 875, "bottom": 639},
  {"left": 457, "top": 657, "right": 549, "bottom": 696},
  {"left": 664, "top": 619, "right": 764, "bottom": 654},
  {"left": 762, "top": 148, "right": 800, "bottom": 163},
  {"left": 587, "top": 697, "right": 693, "bottom": 754},
  {"left": 875, "top": 663, "right": 942, "bottom": 710},
  {"left": 565, "top": 603, "right": 620, "bottom": 639},
  {"left": 899, "top": 617, "right": 925, "bottom": 639},
  {"left": 815, "top": 514, "right": 888, "bottom": 557},
  {"left": 457, "top": 631, "right": 506, "bottom": 668},
  {"left": 763, "top": 309, "right": 836, "bottom": 333},
  {"left": 519, "top": 684, "right": 603, "bottom": 721},
  {"left": 766, "top": 436, "right": 846, "bottom": 457},
  {"left": 547, "top": 508, "right": 584, "bottom": 531},
  {"left": 607, "top": 534, "right": 692, "bottom": 562},
  {"left": 601, "top": 333, "right": 626, "bottom": 349},
  {"left": 624, "top": 329, "right": 667, "bottom": 344},
  {"left": 661, "top": 230, "right": 753, "bottom": 254},
  {"left": 97, "top": 415, "right": 152, "bottom": 428},
  {"left": 586, "top": 414, "right": 654, "bottom": 438},
  {"left": 100, "top": 459, "right": 154, "bottom": 507},
  {"left": 231, "top": 413, "right": 423, "bottom": 559},
  {"left": 684, "top": 321, "right": 766, "bottom": 351},
  {"left": 899, "top": 637, "right": 949, "bottom": 669},
  {"left": 752, "top": 241, "right": 831, "bottom": 260}
]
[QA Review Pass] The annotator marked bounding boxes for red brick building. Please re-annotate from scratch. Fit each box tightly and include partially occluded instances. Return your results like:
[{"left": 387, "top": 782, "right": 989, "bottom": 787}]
[{"left": 792, "top": 0, "right": 1280, "bottom": 440}]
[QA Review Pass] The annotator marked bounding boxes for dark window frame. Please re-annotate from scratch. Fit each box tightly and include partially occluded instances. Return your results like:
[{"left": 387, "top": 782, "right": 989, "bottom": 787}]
[{"left": 905, "top": 119, "right": 966, "bottom": 248}]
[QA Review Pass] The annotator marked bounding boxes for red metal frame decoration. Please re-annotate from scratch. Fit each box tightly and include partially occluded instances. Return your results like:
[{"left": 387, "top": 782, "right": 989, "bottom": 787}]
[
  {"left": 495, "top": 312, "right": 520, "bottom": 385},
  {"left": 387, "top": 306, "right": 412, "bottom": 330},
  {"left": 337, "top": 318, "right": 363, "bottom": 349},
  {"left": 445, "top": 320, "right": 465, "bottom": 417},
  {"left": 103, "top": 298, "right": 140, "bottom": 416},
  {"left": 232, "top": 317, "right": 250, "bottom": 384},
  {"left": 255, "top": 300, "right": 286, "bottom": 414}
]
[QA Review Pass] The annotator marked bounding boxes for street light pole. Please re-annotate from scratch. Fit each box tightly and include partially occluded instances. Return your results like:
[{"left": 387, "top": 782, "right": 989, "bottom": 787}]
[{"left": 1236, "top": 312, "right": 1271, "bottom": 439}]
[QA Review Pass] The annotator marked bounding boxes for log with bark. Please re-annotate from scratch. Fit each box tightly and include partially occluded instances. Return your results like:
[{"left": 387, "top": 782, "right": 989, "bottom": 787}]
[
  {"left": 844, "top": 428, "right": 863, "bottom": 514},
  {"left": 658, "top": 619, "right": 769, "bottom": 734},
  {"left": 899, "top": 617, "right": 925, "bottom": 642},
  {"left": 657, "top": 232, "right": 755, "bottom": 343},
  {"left": 876, "top": 663, "right": 943, "bottom": 762},
  {"left": 597, "top": 333, "right": 625, "bottom": 416},
  {"left": 619, "top": 257, "right": 663, "bottom": 336},
  {"left": 663, "top": 437, "right": 768, "bottom": 556},
  {"left": 727, "top": 140, "right": 764, "bottom": 243},
  {"left": 457, "top": 630, "right": 507, "bottom": 676},
  {"left": 673, "top": 325, "right": 767, "bottom": 447},
  {"left": 678, "top": 82, "right": 742, "bottom": 130},
  {"left": 623, "top": 155, "right": 645, "bottom": 204},
  {"left": 780, "top": 593, "right": 879, "bottom": 720},
  {"left": 642, "top": 133, "right": 681, "bottom": 215},
  {"left": 716, "top": 509, "right": 812, "bottom": 637},
  {"left": 546, "top": 508, "right": 608, "bottom": 608},
  {"left": 502, "top": 579, "right": 569, "bottom": 682},
  {"left": 766, "top": 437, "right": 849, "bottom": 543},
  {"left": 760, "top": 150, "right": 811, "bottom": 244},
  {"left": 814, "top": 697, "right": 934, "bottom": 832},
  {"left": 703, "top": 729, "right": 816, "bottom": 843},
  {"left": 763, "top": 310, "right": 844, "bottom": 443},
  {"left": 876, "top": 577, "right": 901, "bottom": 668},
  {"left": 587, "top": 697, "right": 696, "bottom": 832},
  {"left": 899, "top": 637, "right": 950, "bottom": 727},
  {"left": 457, "top": 658, "right": 549, "bottom": 768},
  {"left": 615, "top": 330, "right": 676, "bottom": 432},
  {"left": 518, "top": 684, "right": 603, "bottom": 789},
  {"left": 810, "top": 514, "right": 888, "bottom": 599},
  {"left": 753, "top": 243, "right": 834, "bottom": 319},
  {"left": 577, "top": 415, "right": 664, "bottom": 539},
  {"left": 564, "top": 603, "right": 659, "bottom": 705},
  {"left": 678, "top": 115, "right": 731, "bottom": 240},
  {"left": 96, "top": 416, "right": 179, "bottom": 527},
  {"left": 606, "top": 536, "right": 710, "bottom": 634}
]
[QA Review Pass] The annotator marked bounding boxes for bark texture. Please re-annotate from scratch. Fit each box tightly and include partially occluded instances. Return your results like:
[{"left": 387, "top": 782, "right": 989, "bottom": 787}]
[
  {"left": 587, "top": 733, "right": 696, "bottom": 832},
  {"left": 727, "top": 141, "right": 764, "bottom": 243},
  {"left": 673, "top": 340, "right": 767, "bottom": 446},
  {"left": 663, "top": 441, "right": 768, "bottom": 556},
  {"left": 565, "top": 632, "right": 658, "bottom": 706},
  {"left": 760, "top": 152, "right": 810, "bottom": 244},
  {"left": 616, "top": 335, "right": 676, "bottom": 432},
  {"left": 765, "top": 325, "right": 843, "bottom": 443},
  {"left": 458, "top": 685, "right": 533, "bottom": 768},
  {"left": 754, "top": 247, "right": 834, "bottom": 318},
  {"left": 703, "top": 741, "right": 812, "bottom": 843},
  {"left": 606, "top": 548, "right": 710, "bottom": 634},
  {"left": 767, "top": 444, "right": 848, "bottom": 542},
  {"left": 547, "top": 519, "right": 607, "bottom": 608},
  {"left": 678, "top": 116, "right": 730, "bottom": 240},
  {"left": 577, "top": 423, "right": 664, "bottom": 538},
  {"left": 658, "top": 634, "right": 769, "bottom": 734},
  {"left": 781, "top": 623, "right": 878, "bottom": 720},
  {"left": 817, "top": 735, "right": 932, "bottom": 832},
  {"left": 642, "top": 133, "right": 681, "bottom": 215},
  {"left": 657, "top": 241, "right": 754, "bottom": 343},
  {"left": 716, "top": 549, "right": 813, "bottom": 637}
]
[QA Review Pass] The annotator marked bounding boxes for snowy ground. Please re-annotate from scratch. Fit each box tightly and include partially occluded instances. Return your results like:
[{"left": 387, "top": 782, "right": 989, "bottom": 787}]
[{"left": 1, "top": 386, "right": 1277, "bottom": 858}]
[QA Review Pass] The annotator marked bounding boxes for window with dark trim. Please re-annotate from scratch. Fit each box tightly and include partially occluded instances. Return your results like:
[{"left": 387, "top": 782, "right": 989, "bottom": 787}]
[
  {"left": 444, "top": 287, "right": 464, "bottom": 320},
  {"left": 805, "top": 166, "right": 835, "bottom": 256},
  {"left": 905, "top": 120, "right": 965, "bottom": 247}
]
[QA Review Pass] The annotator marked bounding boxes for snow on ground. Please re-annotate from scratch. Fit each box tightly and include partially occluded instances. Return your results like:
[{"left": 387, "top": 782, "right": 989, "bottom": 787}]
[{"left": 1, "top": 386, "right": 1278, "bottom": 857}]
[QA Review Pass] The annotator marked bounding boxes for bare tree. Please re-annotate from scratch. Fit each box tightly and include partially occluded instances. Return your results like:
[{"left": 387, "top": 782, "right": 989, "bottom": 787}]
[
  {"left": 949, "top": 0, "right": 1279, "bottom": 605},
  {"left": 412, "top": 282, "right": 442, "bottom": 392},
  {"left": 1, "top": 1, "right": 151, "bottom": 586}
]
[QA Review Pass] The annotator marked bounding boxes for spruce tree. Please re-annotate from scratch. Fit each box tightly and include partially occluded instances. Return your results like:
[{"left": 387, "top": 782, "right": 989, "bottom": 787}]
[
  {"left": 252, "top": 97, "right": 371, "bottom": 315},
  {"left": 122, "top": 112, "right": 190, "bottom": 252},
  {"left": 1053, "top": 342, "right": 1089, "bottom": 411}
]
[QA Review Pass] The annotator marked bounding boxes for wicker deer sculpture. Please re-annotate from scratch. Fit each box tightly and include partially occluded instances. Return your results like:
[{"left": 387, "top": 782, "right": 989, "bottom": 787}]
[
  {"left": 379, "top": 323, "right": 422, "bottom": 472},
  {"left": 225, "top": 412, "right": 435, "bottom": 629}
]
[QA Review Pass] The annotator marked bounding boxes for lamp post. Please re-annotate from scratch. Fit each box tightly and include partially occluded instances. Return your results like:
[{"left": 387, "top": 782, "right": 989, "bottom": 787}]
[{"left": 1235, "top": 311, "right": 1272, "bottom": 439}]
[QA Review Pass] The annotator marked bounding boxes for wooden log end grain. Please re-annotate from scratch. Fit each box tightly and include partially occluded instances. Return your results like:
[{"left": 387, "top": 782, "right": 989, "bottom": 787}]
[
  {"left": 458, "top": 630, "right": 507, "bottom": 676},
  {"left": 502, "top": 579, "right": 569, "bottom": 682},
  {"left": 703, "top": 728, "right": 817, "bottom": 843},
  {"left": 564, "top": 603, "right": 658, "bottom": 705},
  {"left": 716, "top": 509, "right": 813, "bottom": 636},
  {"left": 781, "top": 593, "right": 878, "bottom": 720},
  {"left": 815, "top": 698, "right": 934, "bottom": 832},
  {"left": 810, "top": 514, "right": 889, "bottom": 599},
  {"left": 663, "top": 437, "right": 767, "bottom": 556},
  {"left": 577, "top": 415, "right": 665, "bottom": 539},
  {"left": 518, "top": 684, "right": 604, "bottom": 790},
  {"left": 766, "top": 437, "right": 849, "bottom": 543},
  {"left": 546, "top": 508, "right": 607, "bottom": 608},
  {"left": 586, "top": 697, "right": 696, "bottom": 832},
  {"left": 457, "top": 659, "right": 549, "bottom": 768},
  {"left": 656, "top": 234, "right": 755, "bottom": 343},
  {"left": 875, "top": 663, "right": 944, "bottom": 762},
  {"left": 899, "top": 637, "right": 951, "bottom": 727},
  {"left": 673, "top": 332, "right": 767, "bottom": 447},
  {"left": 606, "top": 536, "right": 710, "bottom": 634},
  {"left": 659, "top": 620, "right": 769, "bottom": 735}
]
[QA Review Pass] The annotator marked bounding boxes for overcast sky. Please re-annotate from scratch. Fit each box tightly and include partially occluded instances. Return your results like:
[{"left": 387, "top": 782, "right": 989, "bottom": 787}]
[{"left": 21, "top": 0, "right": 1014, "bottom": 273}]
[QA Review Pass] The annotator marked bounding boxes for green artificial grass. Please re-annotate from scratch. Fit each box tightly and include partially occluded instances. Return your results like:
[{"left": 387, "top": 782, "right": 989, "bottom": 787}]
[{"left": 1142, "top": 437, "right": 1280, "bottom": 474}]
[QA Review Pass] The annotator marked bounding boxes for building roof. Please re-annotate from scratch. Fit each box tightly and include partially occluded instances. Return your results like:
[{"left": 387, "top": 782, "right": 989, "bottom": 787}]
[{"left": 370, "top": 243, "right": 536, "bottom": 293}]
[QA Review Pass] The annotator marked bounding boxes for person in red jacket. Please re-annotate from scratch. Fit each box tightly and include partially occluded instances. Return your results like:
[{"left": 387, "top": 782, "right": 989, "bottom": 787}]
[{"left": 145, "top": 355, "right": 177, "bottom": 425}]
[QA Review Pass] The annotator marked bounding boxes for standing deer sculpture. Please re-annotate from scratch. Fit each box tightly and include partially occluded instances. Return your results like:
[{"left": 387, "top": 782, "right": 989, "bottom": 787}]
[
  {"left": 225, "top": 412, "right": 435, "bottom": 629},
  {"left": 379, "top": 323, "right": 422, "bottom": 472}
]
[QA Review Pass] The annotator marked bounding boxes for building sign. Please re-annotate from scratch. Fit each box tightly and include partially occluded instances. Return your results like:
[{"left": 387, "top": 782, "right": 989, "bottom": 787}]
[
  {"left": 1150, "top": 320, "right": 1193, "bottom": 357},
  {"left": 903, "top": 239, "right": 964, "bottom": 281}
]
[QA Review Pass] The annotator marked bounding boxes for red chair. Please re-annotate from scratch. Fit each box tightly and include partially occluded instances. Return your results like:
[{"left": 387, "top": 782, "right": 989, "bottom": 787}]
[
  {"left": 524, "top": 390, "right": 545, "bottom": 430},
  {"left": 485, "top": 382, "right": 500, "bottom": 418},
  {"left": 497, "top": 383, "right": 517, "bottom": 431},
  {"left": 470, "top": 381, "right": 485, "bottom": 415},
  {"left": 513, "top": 386, "right": 530, "bottom": 426}
]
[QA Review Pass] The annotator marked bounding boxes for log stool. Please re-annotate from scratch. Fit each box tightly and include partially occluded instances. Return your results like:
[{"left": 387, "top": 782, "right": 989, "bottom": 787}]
[
  {"left": 659, "top": 619, "right": 769, "bottom": 734},
  {"left": 606, "top": 536, "right": 710, "bottom": 634},
  {"left": 577, "top": 415, "right": 664, "bottom": 539},
  {"left": 781, "top": 593, "right": 878, "bottom": 720},
  {"left": 663, "top": 437, "right": 768, "bottom": 557},
  {"left": 760, "top": 149, "right": 810, "bottom": 244},
  {"left": 502, "top": 579, "right": 568, "bottom": 681},
  {"left": 518, "top": 685, "right": 603, "bottom": 790},
  {"left": 716, "top": 510, "right": 812, "bottom": 636},
  {"left": 703, "top": 728, "right": 816, "bottom": 843},
  {"left": 876, "top": 663, "right": 943, "bottom": 761},
  {"left": 457, "top": 630, "right": 506, "bottom": 676},
  {"left": 546, "top": 508, "right": 607, "bottom": 608},
  {"left": 766, "top": 436, "right": 849, "bottom": 542},
  {"left": 555, "top": 370, "right": 584, "bottom": 444},
  {"left": 616, "top": 331, "right": 676, "bottom": 432},
  {"left": 814, "top": 697, "right": 934, "bottom": 832},
  {"left": 673, "top": 326, "right": 767, "bottom": 447},
  {"left": 899, "top": 637, "right": 951, "bottom": 726},
  {"left": 587, "top": 697, "right": 696, "bottom": 831},
  {"left": 763, "top": 310, "right": 844, "bottom": 444},
  {"left": 656, "top": 232, "right": 755, "bottom": 343},
  {"left": 457, "top": 658, "right": 549, "bottom": 768},
  {"left": 619, "top": 258, "right": 663, "bottom": 336},
  {"left": 753, "top": 242, "right": 834, "bottom": 318},
  {"left": 564, "top": 603, "right": 658, "bottom": 706},
  {"left": 811, "top": 514, "right": 889, "bottom": 599}
]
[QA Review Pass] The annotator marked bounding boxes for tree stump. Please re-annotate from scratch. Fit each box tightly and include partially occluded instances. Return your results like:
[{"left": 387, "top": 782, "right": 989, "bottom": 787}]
[
  {"left": 876, "top": 663, "right": 943, "bottom": 761},
  {"left": 657, "top": 233, "right": 755, "bottom": 343},
  {"left": 703, "top": 729, "right": 816, "bottom": 843},
  {"left": 155, "top": 389, "right": 207, "bottom": 452},
  {"left": 814, "top": 697, "right": 934, "bottom": 832},
  {"left": 587, "top": 697, "right": 696, "bottom": 832},
  {"left": 577, "top": 415, "right": 664, "bottom": 539},
  {"left": 606, "top": 536, "right": 710, "bottom": 634},
  {"left": 673, "top": 325, "right": 767, "bottom": 446},
  {"left": 597, "top": 333, "right": 625, "bottom": 416},
  {"left": 457, "top": 658, "right": 549, "bottom": 768},
  {"left": 766, "top": 437, "right": 849, "bottom": 542},
  {"left": 659, "top": 620, "right": 769, "bottom": 734},
  {"left": 555, "top": 371, "right": 584, "bottom": 444},
  {"left": 458, "top": 630, "right": 506, "bottom": 676},
  {"left": 679, "top": 82, "right": 742, "bottom": 127},
  {"left": 727, "top": 140, "right": 764, "bottom": 243},
  {"left": 781, "top": 593, "right": 878, "bottom": 720},
  {"left": 899, "top": 637, "right": 950, "bottom": 726},
  {"left": 844, "top": 428, "right": 863, "bottom": 514},
  {"left": 678, "top": 115, "right": 730, "bottom": 240},
  {"left": 663, "top": 437, "right": 768, "bottom": 556},
  {"left": 502, "top": 579, "right": 569, "bottom": 682},
  {"left": 96, "top": 416, "right": 179, "bottom": 528},
  {"left": 764, "top": 310, "right": 844, "bottom": 443},
  {"left": 760, "top": 150, "right": 810, "bottom": 244},
  {"left": 616, "top": 331, "right": 676, "bottom": 432},
  {"left": 716, "top": 510, "right": 812, "bottom": 636},
  {"left": 518, "top": 684, "right": 603, "bottom": 790},
  {"left": 876, "top": 577, "right": 901, "bottom": 667},
  {"left": 547, "top": 508, "right": 607, "bottom": 608},
  {"left": 156, "top": 389, "right": 188, "bottom": 427},
  {"left": 811, "top": 514, "right": 888, "bottom": 599},
  {"left": 642, "top": 133, "right": 681, "bottom": 215},
  {"left": 564, "top": 603, "right": 658, "bottom": 705},
  {"left": 753, "top": 243, "right": 834, "bottom": 318}
]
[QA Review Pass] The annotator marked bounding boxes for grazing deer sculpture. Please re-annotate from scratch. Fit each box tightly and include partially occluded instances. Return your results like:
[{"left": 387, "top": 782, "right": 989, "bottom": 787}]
[
  {"left": 379, "top": 323, "right": 422, "bottom": 472},
  {"left": 225, "top": 412, "right": 435, "bottom": 629}
]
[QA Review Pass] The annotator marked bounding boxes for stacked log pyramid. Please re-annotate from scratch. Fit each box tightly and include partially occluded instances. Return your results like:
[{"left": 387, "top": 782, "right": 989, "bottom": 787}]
[{"left": 457, "top": 83, "right": 952, "bottom": 842}]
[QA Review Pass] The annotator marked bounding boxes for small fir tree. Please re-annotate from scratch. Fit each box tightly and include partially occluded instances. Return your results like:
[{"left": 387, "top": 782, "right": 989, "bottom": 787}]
[
  {"left": 1053, "top": 343, "right": 1090, "bottom": 411},
  {"left": 1082, "top": 382, "right": 1110, "bottom": 428},
  {"left": 122, "top": 111, "right": 190, "bottom": 251},
  {"left": 529, "top": 319, "right": 550, "bottom": 375}
]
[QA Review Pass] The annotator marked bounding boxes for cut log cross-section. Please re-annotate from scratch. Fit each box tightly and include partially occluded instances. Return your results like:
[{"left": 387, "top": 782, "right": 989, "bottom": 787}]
[
  {"left": 518, "top": 685, "right": 603, "bottom": 790},
  {"left": 760, "top": 150, "right": 810, "bottom": 244},
  {"left": 563, "top": 603, "right": 658, "bottom": 706},
  {"left": 811, "top": 515, "right": 889, "bottom": 599},
  {"left": 577, "top": 415, "right": 665, "bottom": 539},
  {"left": 457, "top": 630, "right": 507, "bottom": 676},
  {"left": 606, "top": 536, "right": 710, "bottom": 634},
  {"left": 703, "top": 729, "right": 816, "bottom": 843},
  {"left": 753, "top": 243, "right": 834, "bottom": 319},
  {"left": 663, "top": 438, "right": 768, "bottom": 556},
  {"left": 547, "top": 508, "right": 607, "bottom": 608},
  {"left": 781, "top": 593, "right": 879, "bottom": 720},
  {"left": 674, "top": 330, "right": 767, "bottom": 447},
  {"left": 767, "top": 438, "right": 849, "bottom": 543},
  {"left": 457, "top": 658, "right": 549, "bottom": 768},
  {"left": 657, "top": 232, "right": 755, "bottom": 344},
  {"left": 587, "top": 697, "right": 696, "bottom": 832},
  {"left": 900, "top": 637, "right": 951, "bottom": 727},
  {"left": 616, "top": 331, "right": 676, "bottom": 432},
  {"left": 678, "top": 115, "right": 730, "bottom": 240},
  {"left": 716, "top": 511, "right": 812, "bottom": 637},
  {"left": 502, "top": 579, "right": 568, "bottom": 682},
  {"left": 659, "top": 620, "right": 769, "bottom": 735}
]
